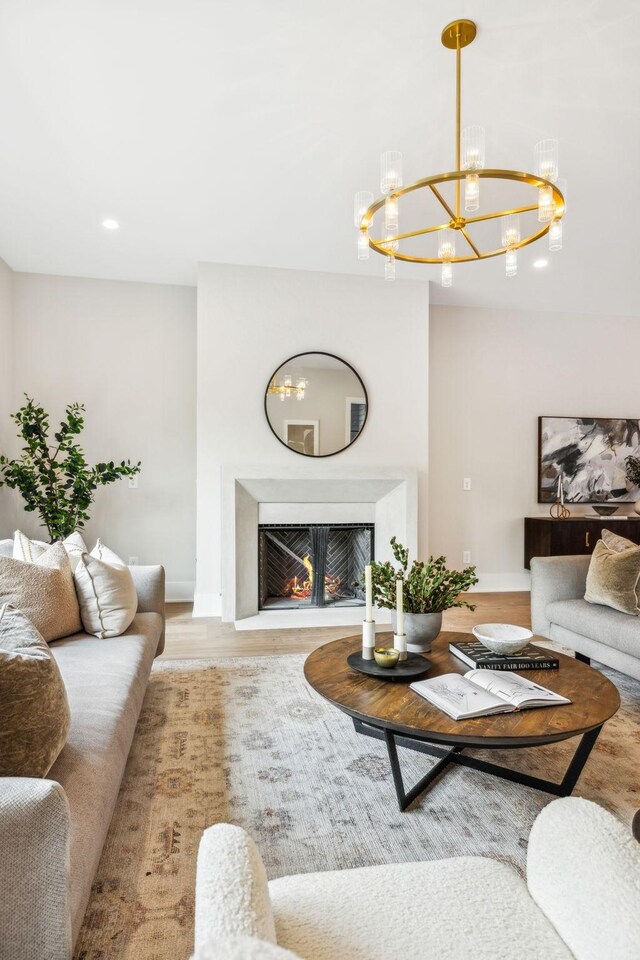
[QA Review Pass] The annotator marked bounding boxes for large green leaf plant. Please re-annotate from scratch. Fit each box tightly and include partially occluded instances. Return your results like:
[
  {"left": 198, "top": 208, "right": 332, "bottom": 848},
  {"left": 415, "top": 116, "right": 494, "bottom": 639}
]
[
  {"left": 0, "top": 396, "right": 141, "bottom": 542},
  {"left": 368, "top": 536, "right": 478, "bottom": 614}
]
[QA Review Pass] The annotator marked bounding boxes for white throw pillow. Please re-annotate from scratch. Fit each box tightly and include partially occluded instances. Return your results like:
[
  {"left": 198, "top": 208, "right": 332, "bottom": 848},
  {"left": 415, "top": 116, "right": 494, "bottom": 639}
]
[
  {"left": 13, "top": 530, "right": 88, "bottom": 571},
  {"left": 74, "top": 541, "right": 137, "bottom": 639}
]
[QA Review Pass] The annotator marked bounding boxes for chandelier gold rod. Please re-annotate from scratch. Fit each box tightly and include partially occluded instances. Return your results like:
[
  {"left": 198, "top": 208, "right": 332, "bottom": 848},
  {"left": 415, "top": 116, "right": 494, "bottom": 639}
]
[
  {"left": 455, "top": 28, "right": 462, "bottom": 217},
  {"left": 371, "top": 220, "right": 452, "bottom": 245},
  {"left": 460, "top": 227, "right": 481, "bottom": 258},
  {"left": 463, "top": 203, "right": 539, "bottom": 225},
  {"left": 429, "top": 184, "right": 456, "bottom": 221}
]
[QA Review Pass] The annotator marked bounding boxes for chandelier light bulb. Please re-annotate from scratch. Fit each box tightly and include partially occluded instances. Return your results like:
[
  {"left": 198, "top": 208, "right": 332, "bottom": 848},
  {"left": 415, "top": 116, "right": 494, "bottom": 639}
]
[
  {"left": 438, "top": 227, "right": 455, "bottom": 261},
  {"left": 501, "top": 214, "right": 520, "bottom": 248},
  {"left": 441, "top": 261, "right": 453, "bottom": 288},
  {"left": 461, "top": 125, "right": 485, "bottom": 170},
  {"left": 383, "top": 235, "right": 399, "bottom": 253},
  {"left": 353, "top": 191, "right": 374, "bottom": 229},
  {"left": 534, "top": 139, "right": 559, "bottom": 183},
  {"left": 465, "top": 173, "right": 480, "bottom": 212},
  {"left": 384, "top": 255, "right": 396, "bottom": 282},
  {"left": 549, "top": 219, "right": 563, "bottom": 252},
  {"left": 538, "top": 184, "right": 554, "bottom": 222},
  {"left": 380, "top": 151, "right": 403, "bottom": 195},
  {"left": 385, "top": 195, "right": 399, "bottom": 233},
  {"left": 505, "top": 248, "right": 517, "bottom": 278},
  {"left": 358, "top": 230, "right": 370, "bottom": 260}
]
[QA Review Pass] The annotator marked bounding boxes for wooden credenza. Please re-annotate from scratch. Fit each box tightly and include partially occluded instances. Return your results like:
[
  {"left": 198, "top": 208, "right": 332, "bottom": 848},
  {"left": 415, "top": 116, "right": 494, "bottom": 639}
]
[{"left": 524, "top": 516, "right": 640, "bottom": 569}]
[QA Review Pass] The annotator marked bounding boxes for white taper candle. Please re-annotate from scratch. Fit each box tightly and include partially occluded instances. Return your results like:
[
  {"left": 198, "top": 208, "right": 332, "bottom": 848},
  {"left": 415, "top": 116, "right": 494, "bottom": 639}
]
[
  {"left": 396, "top": 578, "right": 404, "bottom": 637},
  {"left": 365, "top": 564, "right": 373, "bottom": 622}
]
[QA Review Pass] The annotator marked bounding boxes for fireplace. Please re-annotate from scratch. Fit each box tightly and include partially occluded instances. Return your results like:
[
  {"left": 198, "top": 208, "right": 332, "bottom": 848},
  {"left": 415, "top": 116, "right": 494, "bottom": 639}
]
[{"left": 259, "top": 523, "right": 374, "bottom": 610}]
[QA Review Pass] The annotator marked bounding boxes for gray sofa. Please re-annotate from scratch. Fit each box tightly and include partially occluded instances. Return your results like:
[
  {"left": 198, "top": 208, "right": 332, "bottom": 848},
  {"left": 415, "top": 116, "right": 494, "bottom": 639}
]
[
  {"left": 531, "top": 554, "right": 640, "bottom": 682},
  {"left": 0, "top": 544, "right": 165, "bottom": 960}
]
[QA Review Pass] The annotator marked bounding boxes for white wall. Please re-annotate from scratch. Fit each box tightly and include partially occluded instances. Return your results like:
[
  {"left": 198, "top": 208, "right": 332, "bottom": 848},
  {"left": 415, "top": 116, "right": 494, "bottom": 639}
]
[
  {"left": 429, "top": 304, "right": 640, "bottom": 591},
  {"left": 196, "top": 262, "right": 429, "bottom": 615},
  {"left": 9, "top": 273, "right": 196, "bottom": 597},
  {"left": 0, "top": 257, "right": 15, "bottom": 531}
]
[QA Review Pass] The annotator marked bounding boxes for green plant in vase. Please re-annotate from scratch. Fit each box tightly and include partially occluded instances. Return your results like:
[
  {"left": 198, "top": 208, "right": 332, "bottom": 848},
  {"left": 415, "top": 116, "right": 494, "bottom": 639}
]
[
  {"left": 367, "top": 536, "right": 478, "bottom": 652},
  {"left": 625, "top": 456, "right": 640, "bottom": 516},
  {"left": 0, "top": 396, "right": 141, "bottom": 542}
]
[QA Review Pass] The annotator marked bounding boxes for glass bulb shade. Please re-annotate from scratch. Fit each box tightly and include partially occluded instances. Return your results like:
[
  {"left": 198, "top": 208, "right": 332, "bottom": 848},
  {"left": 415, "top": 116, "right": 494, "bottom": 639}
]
[
  {"left": 505, "top": 248, "right": 517, "bottom": 278},
  {"left": 383, "top": 235, "right": 399, "bottom": 253},
  {"left": 283, "top": 375, "right": 292, "bottom": 387},
  {"left": 380, "top": 151, "right": 403, "bottom": 195},
  {"left": 538, "top": 184, "right": 554, "bottom": 222},
  {"left": 438, "top": 227, "right": 455, "bottom": 261},
  {"left": 279, "top": 393, "right": 285, "bottom": 402},
  {"left": 549, "top": 219, "right": 563, "bottom": 251},
  {"left": 384, "top": 196, "right": 399, "bottom": 233},
  {"left": 384, "top": 255, "right": 396, "bottom": 282},
  {"left": 357, "top": 230, "right": 370, "bottom": 260},
  {"left": 555, "top": 176, "right": 567, "bottom": 217},
  {"left": 501, "top": 214, "right": 520, "bottom": 248},
  {"left": 441, "top": 261, "right": 453, "bottom": 288},
  {"left": 353, "top": 190, "right": 374, "bottom": 228},
  {"left": 465, "top": 173, "right": 480, "bottom": 212},
  {"left": 461, "top": 126, "right": 485, "bottom": 170},
  {"left": 535, "top": 139, "right": 559, "bottom": 183}
]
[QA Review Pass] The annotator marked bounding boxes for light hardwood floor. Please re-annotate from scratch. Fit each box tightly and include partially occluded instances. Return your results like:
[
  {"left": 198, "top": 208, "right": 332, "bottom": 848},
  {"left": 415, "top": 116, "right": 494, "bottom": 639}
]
[{"left": 162, "top": 592, "right": 531, "bottom": 660}]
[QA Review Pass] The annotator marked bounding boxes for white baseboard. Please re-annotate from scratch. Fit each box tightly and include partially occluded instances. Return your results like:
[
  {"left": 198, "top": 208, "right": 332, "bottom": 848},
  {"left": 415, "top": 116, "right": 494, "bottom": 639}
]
[
  {"left": 192, "top": 592, "right": 221, "bottom": 618},
  {"left": 233, "top": 608, "right": 393, "bottom": 632},
  {"left": 470, "top": 572, "right": 531, "bottom": 592},
  {"left": 166, "top": 581, "right": 196, "bottom": 602}
]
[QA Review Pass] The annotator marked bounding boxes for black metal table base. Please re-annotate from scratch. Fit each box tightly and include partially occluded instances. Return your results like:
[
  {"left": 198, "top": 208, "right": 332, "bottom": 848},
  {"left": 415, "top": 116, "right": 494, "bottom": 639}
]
[{"left": 352, "top": 718, "right": 603, "bottom": 812}]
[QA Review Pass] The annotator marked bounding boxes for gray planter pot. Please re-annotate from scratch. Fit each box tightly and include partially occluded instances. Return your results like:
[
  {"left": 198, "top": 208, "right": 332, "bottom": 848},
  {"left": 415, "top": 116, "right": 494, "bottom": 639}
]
[{"left": 391, "top": 610, "right": 443, "bottom": 653}]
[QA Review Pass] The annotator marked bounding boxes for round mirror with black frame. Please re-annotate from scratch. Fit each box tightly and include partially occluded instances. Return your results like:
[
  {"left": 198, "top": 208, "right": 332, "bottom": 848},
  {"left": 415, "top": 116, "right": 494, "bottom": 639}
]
[{"left": 264, "top": 351, "right": 368, "bottom": 457}]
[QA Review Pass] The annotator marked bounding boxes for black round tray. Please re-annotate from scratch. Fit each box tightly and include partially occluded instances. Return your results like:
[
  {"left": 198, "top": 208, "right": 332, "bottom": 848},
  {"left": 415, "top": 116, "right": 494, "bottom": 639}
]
[{"left": 347, "top": 650, "right": 431, "bottom": 682}]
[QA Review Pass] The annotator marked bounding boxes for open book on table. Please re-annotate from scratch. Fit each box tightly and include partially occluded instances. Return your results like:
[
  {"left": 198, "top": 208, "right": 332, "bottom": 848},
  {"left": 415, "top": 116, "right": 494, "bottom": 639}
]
[{"left": 410, "top": 670, "right": 571, "bottom": 721}]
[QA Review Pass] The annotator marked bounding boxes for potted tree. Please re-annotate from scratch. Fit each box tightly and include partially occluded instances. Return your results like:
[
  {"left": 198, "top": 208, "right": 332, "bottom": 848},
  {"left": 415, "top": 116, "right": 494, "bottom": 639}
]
[
  {"left": 368, "top": 536, "right": 478, "bottom": 652},
  {"left": 0, "top": 396, "right": 141, "bottom": 541}
]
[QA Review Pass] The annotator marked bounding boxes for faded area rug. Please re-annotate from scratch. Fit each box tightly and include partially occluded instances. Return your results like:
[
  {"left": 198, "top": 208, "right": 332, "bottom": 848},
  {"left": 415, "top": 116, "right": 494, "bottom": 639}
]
[{"left": 74, "top": 655, "right": 640, "bottom": 960}]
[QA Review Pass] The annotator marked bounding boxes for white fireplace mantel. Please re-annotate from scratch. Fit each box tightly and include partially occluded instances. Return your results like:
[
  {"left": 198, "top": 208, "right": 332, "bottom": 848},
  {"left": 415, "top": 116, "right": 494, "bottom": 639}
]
[{"left": 220, "top": 464, "right": 418, "bottom": 627}]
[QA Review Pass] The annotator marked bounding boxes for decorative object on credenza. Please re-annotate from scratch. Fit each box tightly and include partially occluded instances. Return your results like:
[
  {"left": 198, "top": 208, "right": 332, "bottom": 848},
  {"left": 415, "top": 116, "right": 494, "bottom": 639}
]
[
  {"left": 592, "top": 504, "right": 620, "bottom": 517},
  {"left": 471, "top": 623, "right": 533, "bottom": 656},
  {"left": 0, "top": 396, "right": 141, "bottom": 541},
  {"left": 346, "top": 648, "right": 431, "bottom": 681},
  {"left": 549, "top": 470, "right": 570, "bottom": 519},
  {"left": 362, "top": 563, "right": 375, "bottom": 660},
  {"left": 264, "top": 352, "right": 368, "bottom": 458},
  {"left": 366, "top": 537, "right": 478, "bottom": 653},
  {"left": 625, "top": 456, "right": 640, "bottom": 516},
  {"left": 539, "top": 417, "right": 640, "bottom": 506},
  {"left": 373, "top": 647, "right": 400, "bottom": 668}
]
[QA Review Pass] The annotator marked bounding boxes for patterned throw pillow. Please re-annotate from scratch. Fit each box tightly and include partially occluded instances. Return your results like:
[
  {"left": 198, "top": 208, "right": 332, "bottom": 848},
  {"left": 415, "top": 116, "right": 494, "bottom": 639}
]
[
  {"left": 13, "top": 529, "right": 88, "bottom": 571},
  {"left": 0, "top": 542, "right": 82, "bottom": 641},
  {"left": 74, "top": 540, "right": 137, "bottom": 638},
  {"left": 0, "top": 603, "right": 71, "bottom": 776},
  {"left": 585, "top": 539, "right": 640, "bottom": 616}
]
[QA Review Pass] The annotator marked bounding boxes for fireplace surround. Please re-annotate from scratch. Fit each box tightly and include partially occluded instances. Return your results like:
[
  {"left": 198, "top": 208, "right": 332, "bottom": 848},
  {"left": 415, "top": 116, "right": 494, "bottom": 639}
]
[{"left": 259, "top": 523, "right": 374, "bottom": 609}]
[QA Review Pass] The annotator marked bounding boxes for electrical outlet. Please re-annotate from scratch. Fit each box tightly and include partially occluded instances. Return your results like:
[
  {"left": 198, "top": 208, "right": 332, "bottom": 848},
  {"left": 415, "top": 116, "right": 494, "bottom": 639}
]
[
  {"left": 463, "top": 477, "right": 471, "bottom": 491},
  {"left": 128, "top": 556, "right": 139, "bottom": 566},
  {"left": 128, "top": 476, "right": 138, "bottom": 489},
  {"left": 463, "top": 550, "right": 472, "bottom": 564}
]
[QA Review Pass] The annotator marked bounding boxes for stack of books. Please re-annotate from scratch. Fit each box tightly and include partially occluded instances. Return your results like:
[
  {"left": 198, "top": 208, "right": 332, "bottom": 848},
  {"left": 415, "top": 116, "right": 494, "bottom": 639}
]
[{"left": 449, "top": 638, "right": 558, "bottom": 671}]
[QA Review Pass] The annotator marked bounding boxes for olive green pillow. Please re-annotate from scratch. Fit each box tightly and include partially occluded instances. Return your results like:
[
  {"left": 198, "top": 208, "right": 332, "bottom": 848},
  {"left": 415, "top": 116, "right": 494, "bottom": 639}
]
[
  {"left": 585, "top": 539, "right": 640, "bottom": 615},
  {"left": 601, "top": 527, "right": 637, "bottom": 553},
  {"left": 0, "top": 603, "right": 71, "bottom": 777}
]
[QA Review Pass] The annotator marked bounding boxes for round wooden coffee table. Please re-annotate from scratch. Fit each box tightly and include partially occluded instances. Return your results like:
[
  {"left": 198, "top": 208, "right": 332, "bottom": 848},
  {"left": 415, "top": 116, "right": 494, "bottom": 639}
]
[{"left": 304, "top": 631, "right": 620, "bottom": 811}]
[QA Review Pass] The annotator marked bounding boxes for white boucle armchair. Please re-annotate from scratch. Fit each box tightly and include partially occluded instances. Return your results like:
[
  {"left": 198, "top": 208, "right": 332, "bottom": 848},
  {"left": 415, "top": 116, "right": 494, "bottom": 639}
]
[{"left": 191, "top": 798, "right": 640, "bottom": 960}]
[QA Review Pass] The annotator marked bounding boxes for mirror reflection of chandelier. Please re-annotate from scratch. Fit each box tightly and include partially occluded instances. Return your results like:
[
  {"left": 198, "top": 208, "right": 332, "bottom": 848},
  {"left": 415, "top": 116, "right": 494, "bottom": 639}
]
[
  {"left": 267, "top": 374, "right": 308, "bottom": 402},
  {"left": 354, "top": 19, "right": 566, "bottom": 285}
]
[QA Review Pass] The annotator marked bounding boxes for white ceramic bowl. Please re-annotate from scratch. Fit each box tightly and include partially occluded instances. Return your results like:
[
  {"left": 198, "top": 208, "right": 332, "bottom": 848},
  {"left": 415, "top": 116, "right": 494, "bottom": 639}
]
[{"left": 472, "top": 623, "right": 533, "bottom": 655}]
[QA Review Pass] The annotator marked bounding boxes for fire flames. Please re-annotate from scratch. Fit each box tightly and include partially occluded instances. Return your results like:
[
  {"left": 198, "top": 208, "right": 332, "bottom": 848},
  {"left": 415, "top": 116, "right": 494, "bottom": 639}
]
[{"left": 284, "top": 554, "right": 341, "bottom": 600}]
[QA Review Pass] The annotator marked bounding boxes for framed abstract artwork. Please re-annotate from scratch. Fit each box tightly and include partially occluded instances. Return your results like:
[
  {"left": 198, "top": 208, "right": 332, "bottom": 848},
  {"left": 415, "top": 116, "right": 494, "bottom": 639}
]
[{"left": 538, "top": 417, "right": 640, "bottom": 504}]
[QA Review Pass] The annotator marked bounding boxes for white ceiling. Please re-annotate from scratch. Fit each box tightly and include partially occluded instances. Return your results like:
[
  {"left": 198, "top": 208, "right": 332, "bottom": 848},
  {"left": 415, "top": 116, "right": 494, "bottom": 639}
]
[{"left": 1, "top": 0, "right": 639, "bottom": 315}]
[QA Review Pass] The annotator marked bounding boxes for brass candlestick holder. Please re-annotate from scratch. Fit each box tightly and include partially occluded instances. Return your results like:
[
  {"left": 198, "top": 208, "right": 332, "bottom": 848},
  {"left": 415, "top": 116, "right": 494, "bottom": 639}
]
[{"left": 549, "top": 499, "right": 570, "bottom": 519}]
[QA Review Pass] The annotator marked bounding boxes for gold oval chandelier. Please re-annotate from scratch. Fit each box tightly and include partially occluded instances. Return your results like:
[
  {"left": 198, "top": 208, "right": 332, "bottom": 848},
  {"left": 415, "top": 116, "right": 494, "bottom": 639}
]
[{"left": 354, "top": 19, "right": 566, "bottom": 285}]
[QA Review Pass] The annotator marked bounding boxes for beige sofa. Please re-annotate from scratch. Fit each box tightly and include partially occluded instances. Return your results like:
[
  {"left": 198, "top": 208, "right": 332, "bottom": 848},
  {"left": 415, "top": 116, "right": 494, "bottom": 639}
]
[
  {"left": 190, "top": 798, "right": 640, "bottom": 960},
  {"left": 531, "top": 554, "right": 640, "bottom": 681},
  {"left": 0, "top": 541, "right": 165, "bottom": 960}
]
